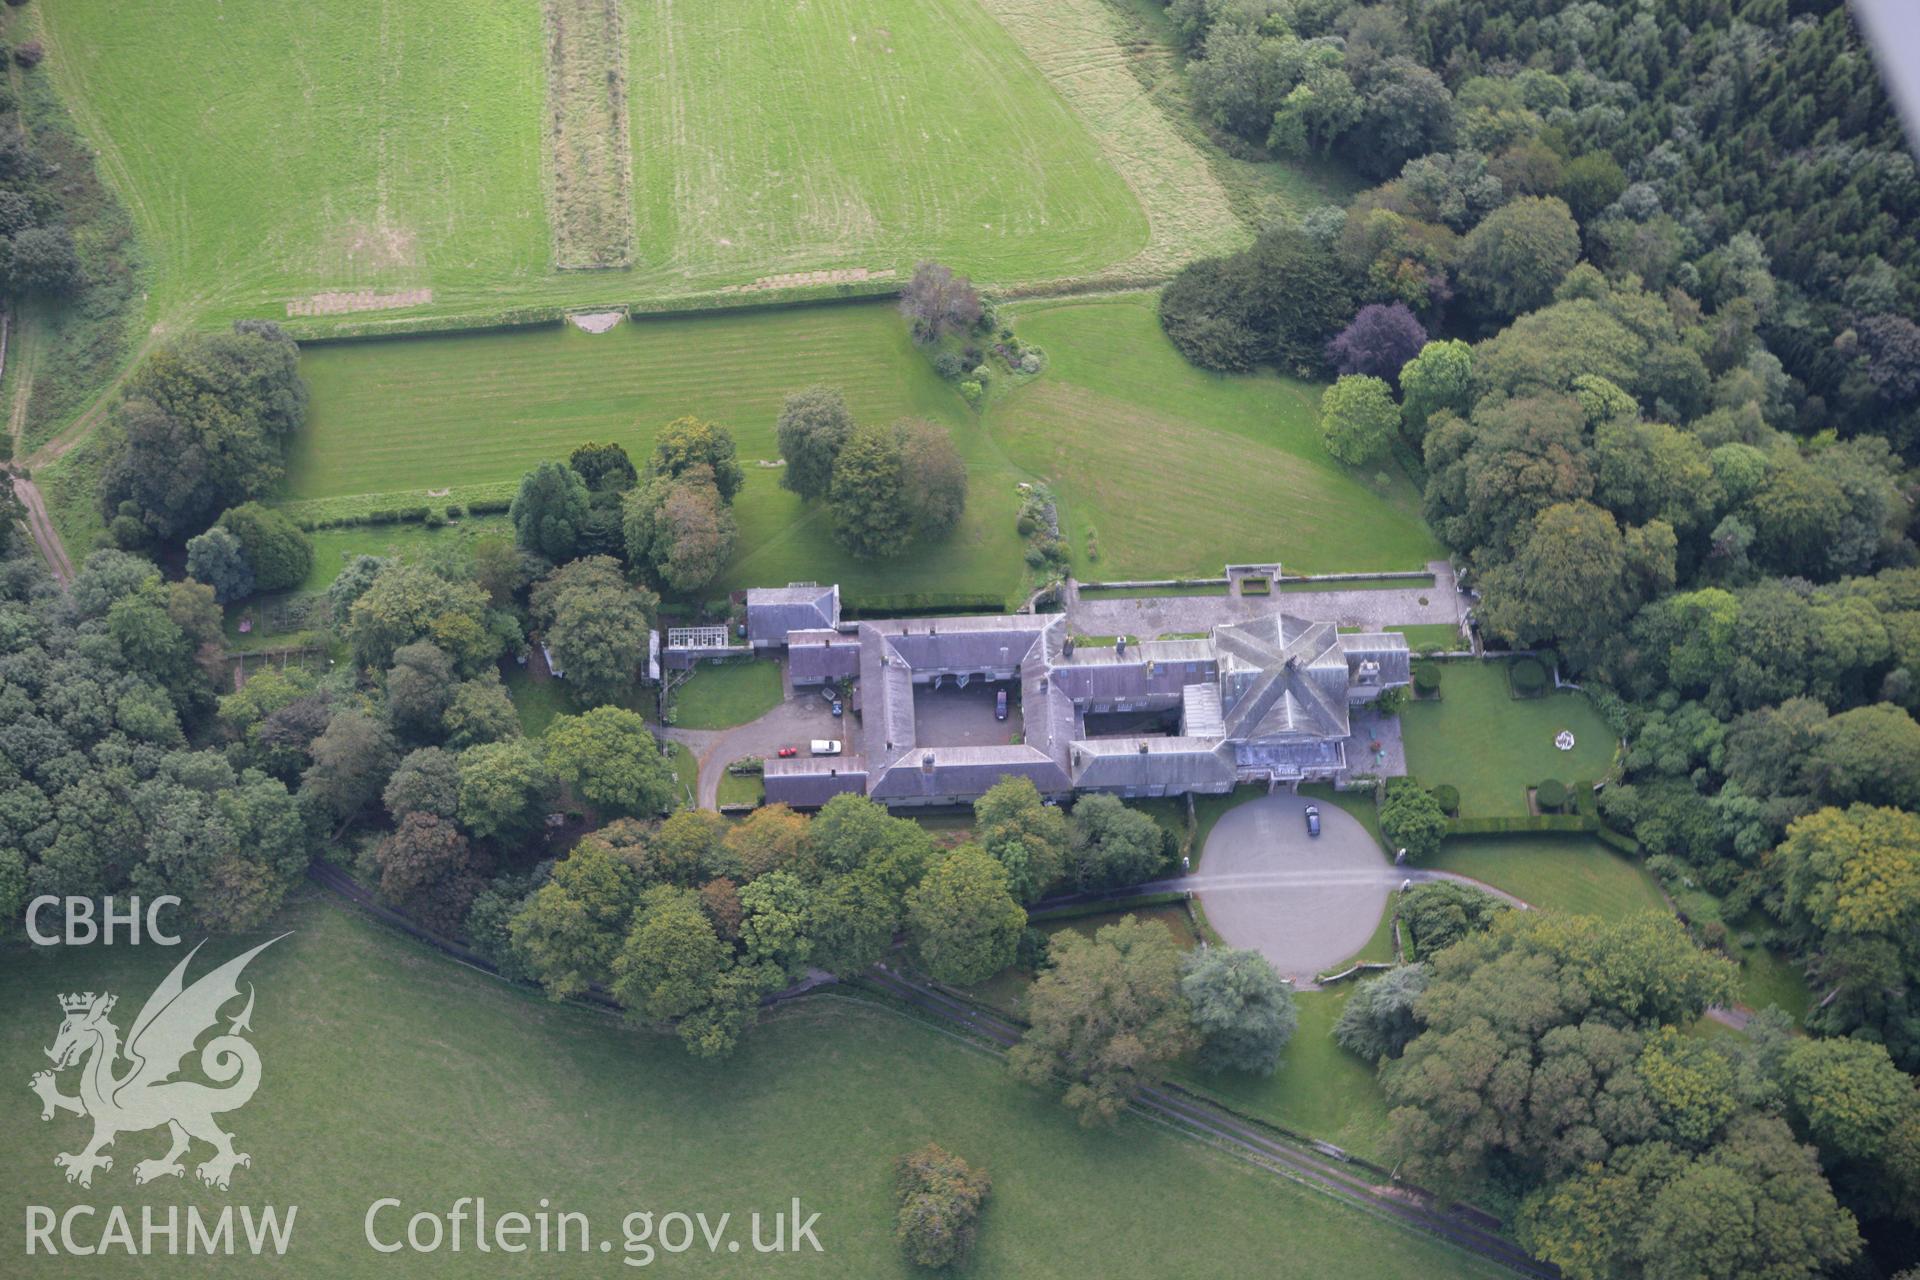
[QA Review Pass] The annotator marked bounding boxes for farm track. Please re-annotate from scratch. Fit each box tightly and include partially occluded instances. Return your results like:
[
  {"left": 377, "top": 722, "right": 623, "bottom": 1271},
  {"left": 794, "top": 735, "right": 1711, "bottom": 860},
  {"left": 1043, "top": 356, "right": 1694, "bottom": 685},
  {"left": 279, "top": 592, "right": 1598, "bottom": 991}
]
[{"left": 861, "top": 966, "right": 1557, "bottom": 1279}]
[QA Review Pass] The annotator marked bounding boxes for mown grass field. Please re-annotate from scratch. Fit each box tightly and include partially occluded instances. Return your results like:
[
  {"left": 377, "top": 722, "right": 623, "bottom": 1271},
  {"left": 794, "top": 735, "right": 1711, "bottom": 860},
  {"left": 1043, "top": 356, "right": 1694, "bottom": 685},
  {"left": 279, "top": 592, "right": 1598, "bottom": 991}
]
[
  {"left": 288, "top": 303, "right": 1025, "bottom": 604},
  {"left": 0, "top": 897, "right": 1502, "bottom": 1278},
  {"left": 627, "top": 0, "right": 1146, "bottom": 288},
  {"left": 1400, "top": 661, "right": 1620, "bottom": 817},
  {"left": 38, "top": 0, "right": 1157, "bottom": 330},
  {"left": 992, "top": 296, "right": 1443, "bottom": 575},
  {"left": 40, "top": 0, "right": 552, "bottom": 325},
  {"left": 1425, "top": 836, "right": 1671, "bottom": 923},
  {"left": 281, "top": 296, "right": 1440, "bottom": 604}
]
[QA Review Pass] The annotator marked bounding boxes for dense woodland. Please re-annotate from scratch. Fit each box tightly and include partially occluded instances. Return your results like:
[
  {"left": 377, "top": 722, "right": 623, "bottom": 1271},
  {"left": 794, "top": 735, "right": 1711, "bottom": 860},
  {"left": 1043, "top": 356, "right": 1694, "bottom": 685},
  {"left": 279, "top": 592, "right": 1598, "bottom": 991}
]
[{"left": 1159, "top": 0, "right": 1920, "bottom": 1274}]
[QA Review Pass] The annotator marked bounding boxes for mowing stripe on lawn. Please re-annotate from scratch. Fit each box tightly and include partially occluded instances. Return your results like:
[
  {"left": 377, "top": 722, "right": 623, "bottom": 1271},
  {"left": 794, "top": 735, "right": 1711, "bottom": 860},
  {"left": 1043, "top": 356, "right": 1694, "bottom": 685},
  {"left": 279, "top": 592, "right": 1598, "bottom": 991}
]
[{"left": 542, "top": 0, "right": 635, "bottom": 269}]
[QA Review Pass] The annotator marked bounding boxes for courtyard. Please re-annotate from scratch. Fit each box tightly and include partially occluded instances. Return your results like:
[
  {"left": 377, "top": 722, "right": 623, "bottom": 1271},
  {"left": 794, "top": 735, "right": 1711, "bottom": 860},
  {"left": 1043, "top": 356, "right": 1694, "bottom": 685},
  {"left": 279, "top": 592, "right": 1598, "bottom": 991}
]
[{"left": 912, "top": 678, "right": 1024, "bottom": 748}]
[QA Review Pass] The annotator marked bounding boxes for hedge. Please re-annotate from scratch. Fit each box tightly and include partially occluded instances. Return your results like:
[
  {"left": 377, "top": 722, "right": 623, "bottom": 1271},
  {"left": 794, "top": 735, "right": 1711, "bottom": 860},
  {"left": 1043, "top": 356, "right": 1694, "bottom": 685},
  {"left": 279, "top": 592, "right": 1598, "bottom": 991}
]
[
  {"left": 285, "top": 306, "right": 568, "bottom": 344},
  {"left": 1447, "top": 815, "right": 1597, "bottom": 836},
  {"left": 1509, "top": 657, "right": 1548, "bottom": 696},
  {"left": 1027, "top": 891, "right": 1187, "bottom": 923},
  {"left": 627, "top": 276, "right": 903, "bottom": 318},
  {"left": 841, "top": 594, "right": 1010, "bottom": 618},
  {"left": 1432, "top": 784, "right": 1459, "bottom": 815},
  {"left": 1596, "top": 826, "right": 1640, "bottom": 855}
]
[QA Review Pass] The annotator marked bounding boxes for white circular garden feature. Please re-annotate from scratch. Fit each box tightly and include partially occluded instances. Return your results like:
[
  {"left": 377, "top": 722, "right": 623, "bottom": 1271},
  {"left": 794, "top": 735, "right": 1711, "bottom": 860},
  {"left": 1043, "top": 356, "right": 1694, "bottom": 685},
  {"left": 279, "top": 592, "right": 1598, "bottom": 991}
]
[{"left": 1555, "top": 730, "right": 1576, "bottom": 751}]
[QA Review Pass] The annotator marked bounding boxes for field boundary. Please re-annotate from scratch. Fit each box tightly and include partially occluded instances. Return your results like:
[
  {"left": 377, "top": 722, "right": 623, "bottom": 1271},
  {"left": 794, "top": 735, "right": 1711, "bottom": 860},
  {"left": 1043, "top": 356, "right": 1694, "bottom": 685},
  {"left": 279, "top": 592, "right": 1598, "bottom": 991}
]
[
  {"left": 283, "top": 276, "right": 916, "bottom": 344},
  {"left": 541, "top": 0, "right": 635, "bottom": 270}
]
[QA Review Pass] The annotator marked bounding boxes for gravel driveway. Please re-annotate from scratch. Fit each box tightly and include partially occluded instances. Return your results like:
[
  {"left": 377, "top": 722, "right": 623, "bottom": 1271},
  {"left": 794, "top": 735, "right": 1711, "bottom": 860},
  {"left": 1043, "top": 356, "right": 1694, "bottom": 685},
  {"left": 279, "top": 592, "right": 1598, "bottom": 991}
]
[{"left": 1196, "top": 793, "right": 1392, "bottom": 982}]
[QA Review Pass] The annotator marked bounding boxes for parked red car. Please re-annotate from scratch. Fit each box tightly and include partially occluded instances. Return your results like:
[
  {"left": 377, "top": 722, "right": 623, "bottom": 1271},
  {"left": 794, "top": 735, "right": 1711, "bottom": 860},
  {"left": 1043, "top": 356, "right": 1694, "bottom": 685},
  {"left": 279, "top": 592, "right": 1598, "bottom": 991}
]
[{"left": 776, "top": 746, "right": 797, "bottom": 758}]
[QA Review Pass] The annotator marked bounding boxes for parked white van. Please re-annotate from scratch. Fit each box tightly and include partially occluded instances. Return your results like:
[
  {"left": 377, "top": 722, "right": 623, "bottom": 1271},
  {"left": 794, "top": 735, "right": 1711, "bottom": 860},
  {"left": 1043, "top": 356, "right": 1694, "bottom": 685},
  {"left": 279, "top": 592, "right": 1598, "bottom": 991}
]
[{"left": 810, "top": 739, "right": 843, "bottom": 756}]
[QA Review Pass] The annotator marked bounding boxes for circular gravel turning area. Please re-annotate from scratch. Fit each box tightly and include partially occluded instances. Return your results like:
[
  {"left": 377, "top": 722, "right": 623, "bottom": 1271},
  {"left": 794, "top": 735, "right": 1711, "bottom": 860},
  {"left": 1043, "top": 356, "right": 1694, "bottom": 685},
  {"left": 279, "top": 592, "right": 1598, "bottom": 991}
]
[{"left": 1197, "top": 793, "right": 1392, "bottom": 982}]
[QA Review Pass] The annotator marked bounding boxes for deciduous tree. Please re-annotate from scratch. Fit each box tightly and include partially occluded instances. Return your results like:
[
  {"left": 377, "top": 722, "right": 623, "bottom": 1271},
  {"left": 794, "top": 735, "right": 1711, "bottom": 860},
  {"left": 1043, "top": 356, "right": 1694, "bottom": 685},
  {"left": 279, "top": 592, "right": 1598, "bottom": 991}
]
[
  {"left": 775, "top": 385, "right": 854, "bottom": 501},
  {"left": 1319, "top": 374, "right": 1399, "bottom": 465},
  {"left": 1180, "top": 946, "right": 1296, "bottom": 1075},
  {"left": 899, "top": 261, "right": 981, "bottom": 342},
  {"left": 649, "top": 416, "right": 743, "bottom": 502},
  {"left": 1009, "top": 916, "right": 1198, "bottom": 1125},
  {"left": 544, "top": 706, "right": 676, "bottom": 818},
  {"left": 972, "top": 776, "right": 1068, "bottom": 902},
  {"left": 892, "top": 1144, "right": 991, "bottom": 1270},
  {"left": 906, "top": 845, "right": 1024, "bottom": 985}
]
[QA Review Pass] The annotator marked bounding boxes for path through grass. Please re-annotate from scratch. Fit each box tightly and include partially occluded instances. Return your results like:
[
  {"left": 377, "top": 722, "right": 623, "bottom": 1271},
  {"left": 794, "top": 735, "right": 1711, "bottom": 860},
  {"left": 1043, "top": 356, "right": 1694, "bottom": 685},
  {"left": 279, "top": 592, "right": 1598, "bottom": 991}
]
[{"left": 1425, "top": 835, "right": 1670, "bottom": 922}]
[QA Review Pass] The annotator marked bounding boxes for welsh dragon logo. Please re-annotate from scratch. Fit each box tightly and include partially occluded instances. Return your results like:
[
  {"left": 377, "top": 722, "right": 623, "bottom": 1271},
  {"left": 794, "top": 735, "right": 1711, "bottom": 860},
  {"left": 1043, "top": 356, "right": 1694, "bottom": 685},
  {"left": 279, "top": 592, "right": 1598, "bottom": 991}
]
[{"left": 29, "top": 936, "right": 284, "bottom": 1191}]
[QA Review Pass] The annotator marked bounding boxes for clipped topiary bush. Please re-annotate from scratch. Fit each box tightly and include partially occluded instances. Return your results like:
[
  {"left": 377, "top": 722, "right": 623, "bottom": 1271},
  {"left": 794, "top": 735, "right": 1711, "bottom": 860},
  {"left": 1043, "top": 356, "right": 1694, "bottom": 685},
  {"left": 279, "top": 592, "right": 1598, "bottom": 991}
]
[
  {"left": 1412, "top": 662, "right": 1442, "bottom": 696},
  {"left": 1509, "top": 657, "right": 1548, "bottom": 696},
  {"left": 1535, "top": 778, "right": 1568, "bottom": 812},
  {"left": 1432, "top": 784, "right": 1459, "bottom": 815}
]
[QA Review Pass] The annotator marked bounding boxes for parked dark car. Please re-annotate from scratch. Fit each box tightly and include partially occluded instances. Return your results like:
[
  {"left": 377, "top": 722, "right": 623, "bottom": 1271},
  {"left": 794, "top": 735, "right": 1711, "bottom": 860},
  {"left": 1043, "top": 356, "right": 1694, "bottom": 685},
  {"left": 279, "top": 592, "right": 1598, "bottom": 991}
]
[
  {"left": 830, "top": 699, "right": 843, "bottom": 717},
  {"left": 1304, "top": 805, "right": 1321, "bottom": 837},
  {"left": 995, "top": 689, "right": 1008, "bottom": 720}
]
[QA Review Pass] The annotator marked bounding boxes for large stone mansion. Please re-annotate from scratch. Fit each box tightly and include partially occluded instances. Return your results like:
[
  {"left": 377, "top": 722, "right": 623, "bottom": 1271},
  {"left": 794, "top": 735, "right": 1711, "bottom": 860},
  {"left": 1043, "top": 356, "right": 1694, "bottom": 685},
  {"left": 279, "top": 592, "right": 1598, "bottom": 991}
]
[{"left": 742, "top": 584, "right": 1410, "bottom": 809}]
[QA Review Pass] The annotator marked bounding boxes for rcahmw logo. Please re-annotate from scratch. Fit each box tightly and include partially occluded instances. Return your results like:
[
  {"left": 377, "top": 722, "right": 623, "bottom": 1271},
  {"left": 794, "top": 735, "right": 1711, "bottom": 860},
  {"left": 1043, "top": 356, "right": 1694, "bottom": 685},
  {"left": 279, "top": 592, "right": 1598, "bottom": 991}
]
[{"left": 23, "top": 936, "right": 298, "bottom": 1259}]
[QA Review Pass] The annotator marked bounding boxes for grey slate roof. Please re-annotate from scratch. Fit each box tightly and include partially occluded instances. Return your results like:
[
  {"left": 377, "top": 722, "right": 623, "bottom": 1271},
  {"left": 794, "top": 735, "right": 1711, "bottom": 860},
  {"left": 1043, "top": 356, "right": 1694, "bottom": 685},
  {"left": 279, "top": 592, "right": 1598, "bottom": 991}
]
[
  {"left": 745, "top": 584, "right": 840, "bottom": 644},
  {"left": 1069, "top": 736, "right": 1236, "bottom": 791},
  {"left": 741, "top": 588, "right": 1411, "bottom": 805},
  {"left": 1214, "top": 616, "right": 1353, "bottom": 741},
  {"left": 787, "top": 629, "right": 860, "bottom": 683},
  {"left": 1336, "top": 632, "right": 1413, "bottom": 688},
  {"left": 868, "top": 745, "right": 1070, "bottom": 801},
  {"left": 763, "top": 756, "right": 868, "bottom": 808}
]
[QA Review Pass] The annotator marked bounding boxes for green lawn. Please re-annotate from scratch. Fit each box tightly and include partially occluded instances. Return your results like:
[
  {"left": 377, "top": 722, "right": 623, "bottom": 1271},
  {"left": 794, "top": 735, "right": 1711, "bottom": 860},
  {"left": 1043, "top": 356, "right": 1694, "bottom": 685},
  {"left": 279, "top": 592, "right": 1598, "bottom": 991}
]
[
  {"left": 672, "top": 660, "right": 786, "bottom": 731},
  {"left": 1281, "top": 575, "right": 1435, "bottom": 593},
  {"left": 39, "top": 0, "right": 1149, "bottom": 330},
  {"left": 1425, "top": 836, "right": 1671, "bottom": 922},
  {"left": 0, "top": 896, "right": 1501, "bottom": 1277},
  {"left": 1176, "top": 989, "right": 1396, "bottom": 1165},
  {"left": 1731, "top": 940, "right": 1812, "bottom": 1020},
  {"left": 717, "top": 767, "right": 767, "bottom": 809},
  {"left": 1389, "top": 623, "right": 1466, "bottom": 654},
  {"left": 994, "top": 296, "right": 1443, "bottom": 575},
  {"left": 1400, "top": 660, "right": 1619, "bottom": 817},
  {"left": 502, "top": 663, "right": 571, "bottom": 737},
  {"left": 665, "top": 740, "right": 699, "bottom": 810},
  {"left": 286, "top": 302, "right": 1027, "bottom": 605}
]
